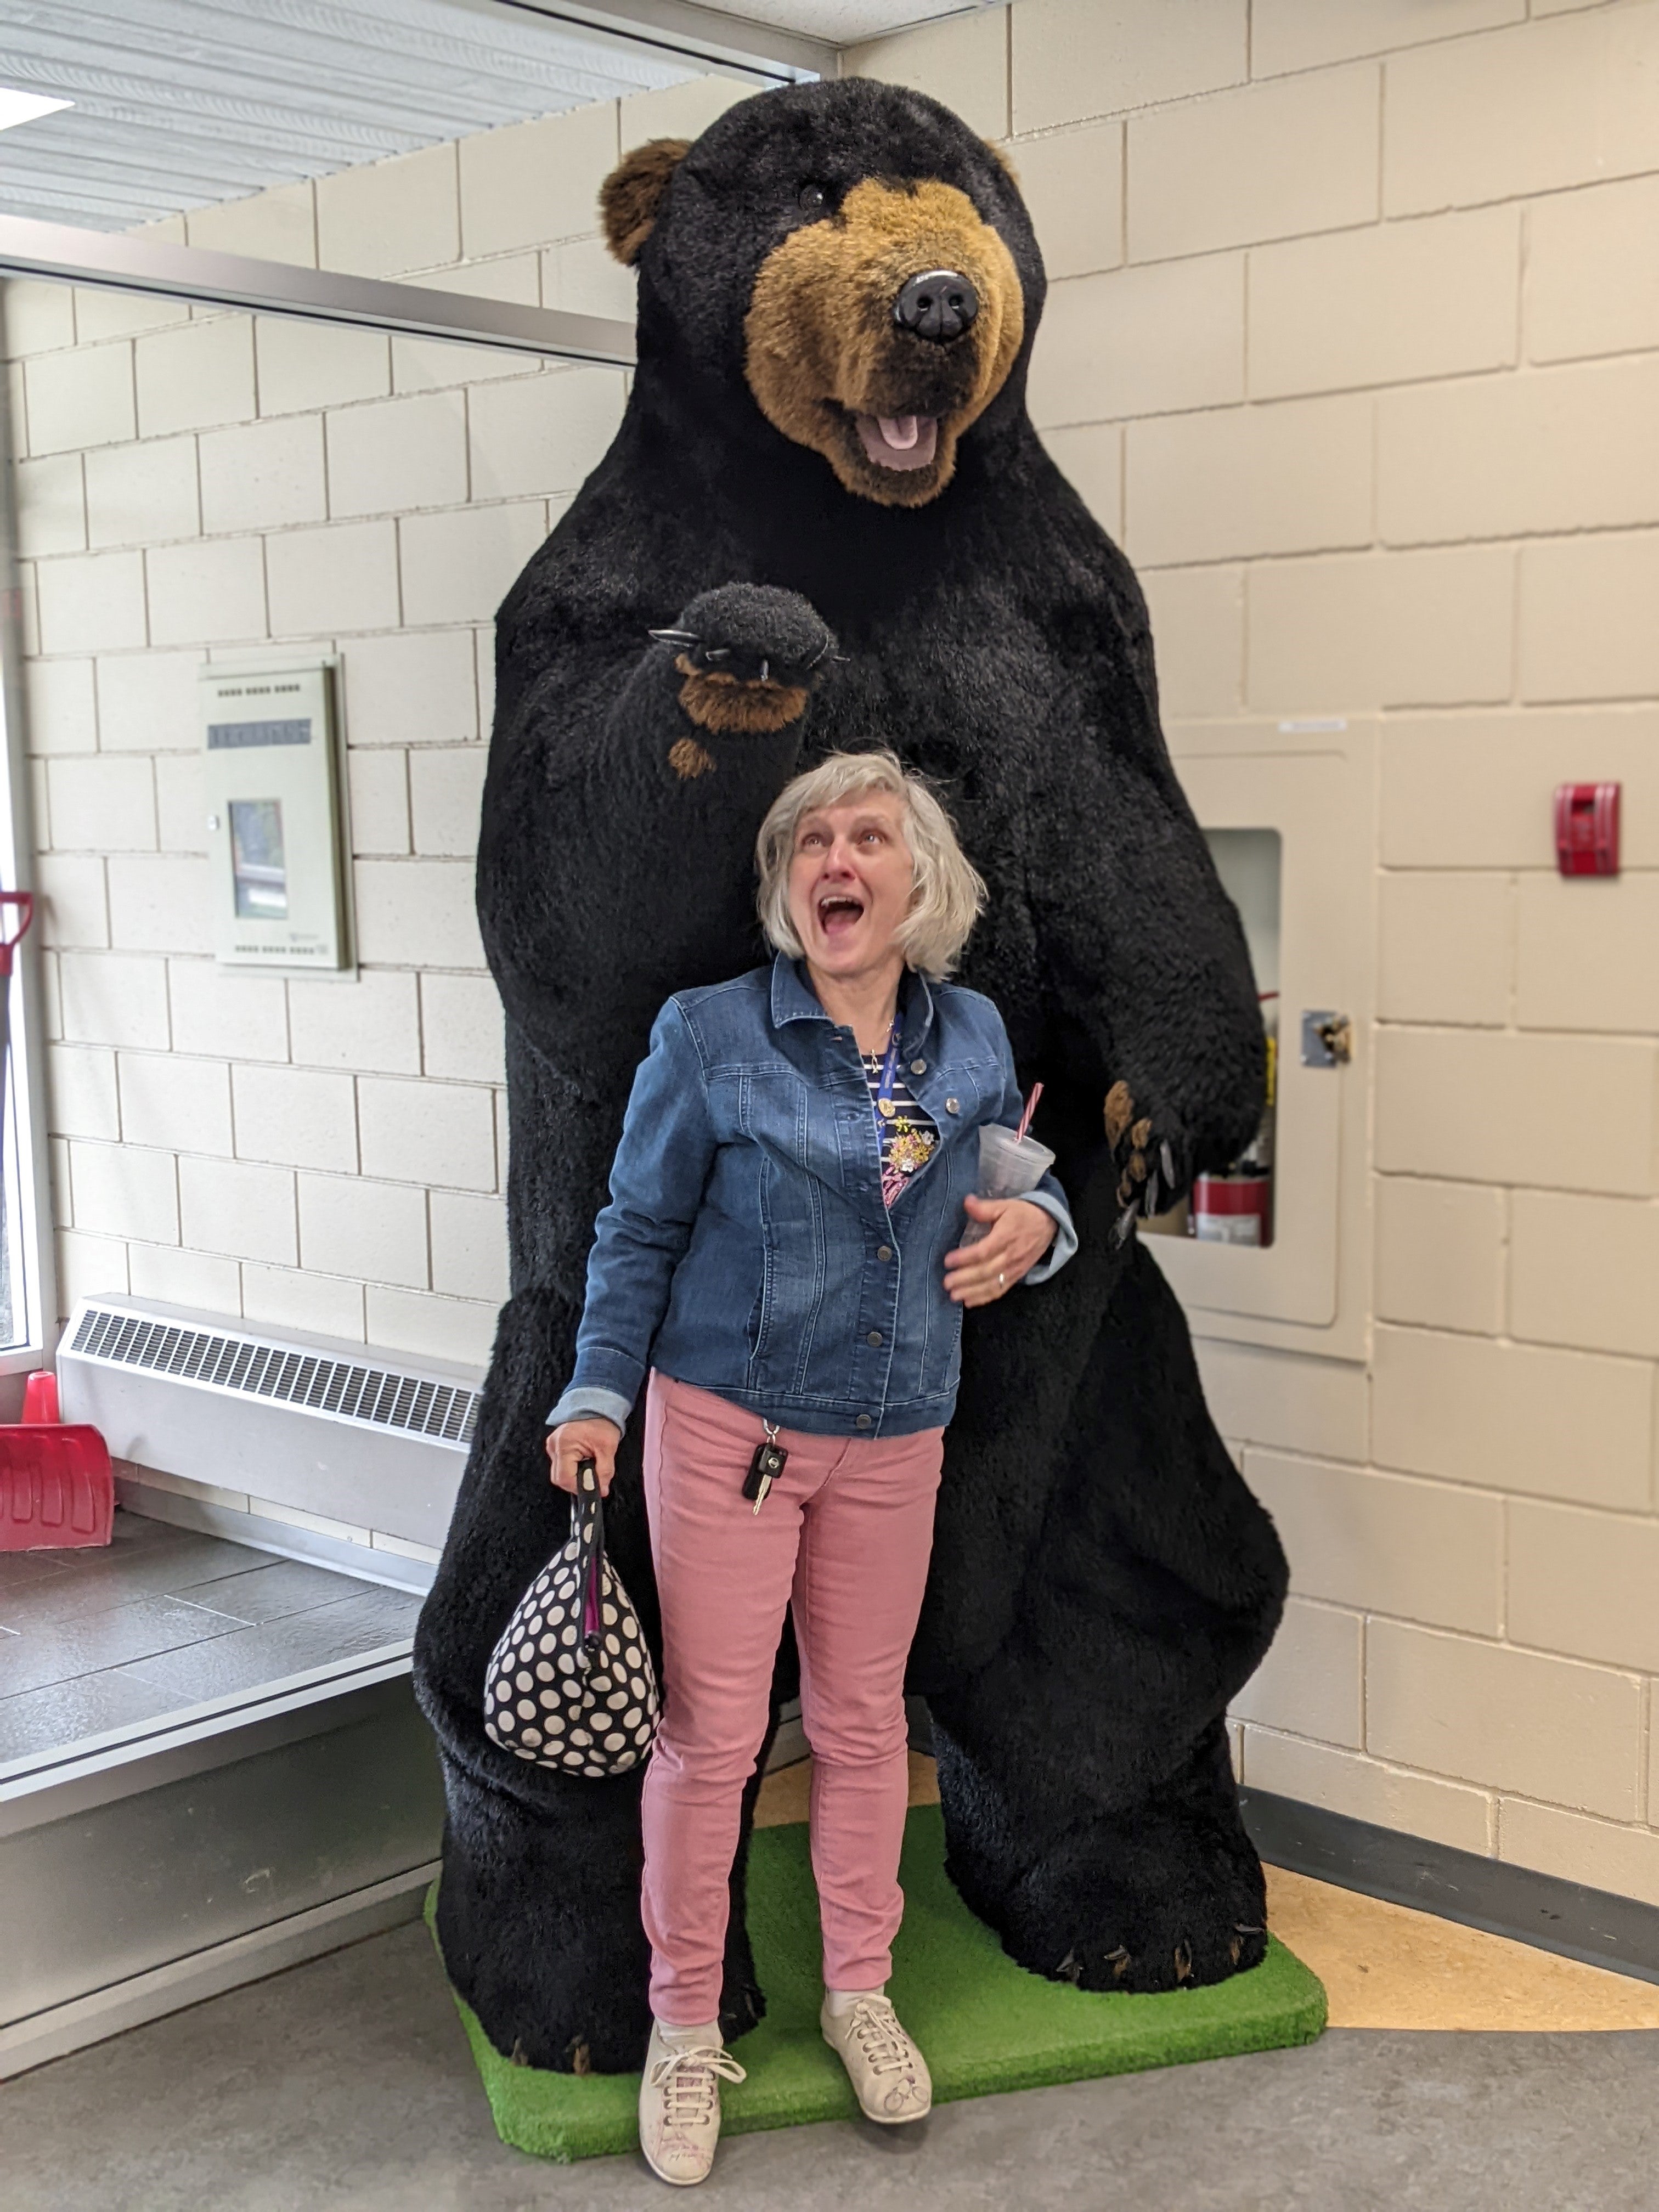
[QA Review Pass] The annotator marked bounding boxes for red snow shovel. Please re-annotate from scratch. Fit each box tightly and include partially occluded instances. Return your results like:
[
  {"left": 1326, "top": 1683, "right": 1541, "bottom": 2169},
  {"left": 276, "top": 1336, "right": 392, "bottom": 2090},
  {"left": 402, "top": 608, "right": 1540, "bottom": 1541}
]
[
  {"left": 0, "top": 1402, "right": 115, "bottom": 1550},
  {"left": 0, "top": 893, "right": 116, "bottom": 1551}
]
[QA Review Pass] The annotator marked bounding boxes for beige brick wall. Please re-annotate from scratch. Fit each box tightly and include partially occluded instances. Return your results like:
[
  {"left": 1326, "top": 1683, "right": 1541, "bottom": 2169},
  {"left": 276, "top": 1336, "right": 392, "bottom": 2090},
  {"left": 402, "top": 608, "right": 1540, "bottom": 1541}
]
[
  {"left": 850, "top": 0, "right": 1659, "bottom": 1905},
  {"left": 8, "top": 9, "right": 1658, "bottom": 1900},
  {"left": 5, "top": 72, "right": 752, "bottom": 1511}
]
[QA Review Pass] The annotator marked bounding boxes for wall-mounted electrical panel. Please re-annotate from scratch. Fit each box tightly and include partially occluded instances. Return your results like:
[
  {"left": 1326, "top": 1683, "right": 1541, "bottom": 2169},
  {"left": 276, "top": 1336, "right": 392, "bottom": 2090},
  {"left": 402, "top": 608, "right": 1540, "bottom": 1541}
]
[{"left": 200, "top": 663, "right": 351, "bottom": 971}]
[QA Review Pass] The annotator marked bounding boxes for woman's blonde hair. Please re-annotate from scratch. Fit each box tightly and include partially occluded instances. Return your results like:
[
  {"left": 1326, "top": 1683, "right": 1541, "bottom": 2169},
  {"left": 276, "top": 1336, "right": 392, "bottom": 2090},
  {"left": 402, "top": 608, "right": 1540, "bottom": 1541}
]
[{"left": 755, "top": 749, "right": 986, "bottom": 980}]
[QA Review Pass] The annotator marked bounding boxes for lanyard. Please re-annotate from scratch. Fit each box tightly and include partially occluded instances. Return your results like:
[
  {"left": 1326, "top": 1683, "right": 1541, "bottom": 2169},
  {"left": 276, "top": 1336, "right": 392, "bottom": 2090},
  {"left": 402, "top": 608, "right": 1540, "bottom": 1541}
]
[{"left": 869, "top": 1019, "right": 902, "bottom": 1131}]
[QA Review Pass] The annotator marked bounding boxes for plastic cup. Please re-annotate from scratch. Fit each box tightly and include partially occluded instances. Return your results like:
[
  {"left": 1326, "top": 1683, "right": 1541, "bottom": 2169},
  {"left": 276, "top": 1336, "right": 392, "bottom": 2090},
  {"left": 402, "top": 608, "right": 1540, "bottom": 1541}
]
[{"left": 958, "top": 1124, "right": 1056, "bottom": 1246}]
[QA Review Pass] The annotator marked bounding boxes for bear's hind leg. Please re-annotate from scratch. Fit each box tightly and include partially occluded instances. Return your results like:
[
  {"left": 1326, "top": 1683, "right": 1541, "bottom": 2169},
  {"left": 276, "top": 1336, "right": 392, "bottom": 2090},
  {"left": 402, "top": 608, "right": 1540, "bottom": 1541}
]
[
  {"left": 924, "top": 1242, "right": 1283, "bottom": 1996},
  {"left": 432, "top": 1751, "right": 771, "bottom": 2070},
  {"left": 432, "top": 1754, "right": 654, "bottom": 2073},
  {"left": 931, "top": 1711, "right": 1267, "bottom": 1994}
]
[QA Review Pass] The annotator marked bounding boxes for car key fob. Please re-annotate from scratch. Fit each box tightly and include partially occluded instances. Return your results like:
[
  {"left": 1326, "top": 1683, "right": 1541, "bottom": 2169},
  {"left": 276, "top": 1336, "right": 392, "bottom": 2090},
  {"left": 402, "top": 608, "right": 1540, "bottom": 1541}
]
[{"left": 743, "top": 1435, "right": 787, "bottom": 1513}]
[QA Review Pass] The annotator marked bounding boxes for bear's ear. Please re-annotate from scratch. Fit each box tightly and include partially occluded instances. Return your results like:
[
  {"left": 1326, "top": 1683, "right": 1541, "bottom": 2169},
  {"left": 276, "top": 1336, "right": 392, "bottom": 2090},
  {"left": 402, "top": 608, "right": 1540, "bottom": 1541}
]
[{"left": 600, "top": 138, "right": 691, "bottom": 266}]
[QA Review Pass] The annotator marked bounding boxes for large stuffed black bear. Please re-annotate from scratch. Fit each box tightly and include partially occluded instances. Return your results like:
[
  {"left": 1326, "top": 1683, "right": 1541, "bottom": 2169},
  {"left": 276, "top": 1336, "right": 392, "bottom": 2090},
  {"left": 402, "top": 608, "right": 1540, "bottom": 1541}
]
[{"left": 414, "top": 76, "right": 1288, "bottom": 2075}]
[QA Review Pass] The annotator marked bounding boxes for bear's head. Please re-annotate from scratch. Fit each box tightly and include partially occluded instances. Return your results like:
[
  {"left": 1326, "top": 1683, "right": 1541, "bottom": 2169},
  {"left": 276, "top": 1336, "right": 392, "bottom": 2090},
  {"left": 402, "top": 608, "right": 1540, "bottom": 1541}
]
[{"left": 600, "top": 78, "right": 1044, "bottom": 510}]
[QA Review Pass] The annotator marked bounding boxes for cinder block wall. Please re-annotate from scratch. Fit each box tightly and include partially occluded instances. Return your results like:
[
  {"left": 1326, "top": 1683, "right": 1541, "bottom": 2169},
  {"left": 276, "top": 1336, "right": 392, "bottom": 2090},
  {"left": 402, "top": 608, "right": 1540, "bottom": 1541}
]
[
  {"left": 3, "top": 72, "right": 746, "bottom": 1564},
  {"left": 4, "top": 71, "right": 747, "bottom": 1375},
  {"left": 844, "top": 0, "right": 1659, "bottom": 1906},
  {"left": 6, "top": 4, "right": 1658, "bottom": 1901}
]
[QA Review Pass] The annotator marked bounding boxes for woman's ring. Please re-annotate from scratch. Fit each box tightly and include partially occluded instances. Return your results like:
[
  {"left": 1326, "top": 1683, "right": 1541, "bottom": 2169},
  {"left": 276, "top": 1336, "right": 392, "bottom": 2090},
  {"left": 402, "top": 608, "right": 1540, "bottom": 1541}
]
[{"left": 997, "top": 1270, "right": 1006, "bottom": 1288}]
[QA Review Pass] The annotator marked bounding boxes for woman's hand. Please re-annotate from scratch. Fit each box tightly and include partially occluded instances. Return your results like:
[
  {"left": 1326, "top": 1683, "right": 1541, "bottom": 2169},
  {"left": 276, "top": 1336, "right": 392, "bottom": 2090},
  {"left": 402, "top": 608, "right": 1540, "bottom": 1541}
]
[
  {"left": 546, "top": 1416, "right": 623, "bottom": 1496},
  {"left": 944, "top": 1197, "right": 1057, "bottom": 1307}
]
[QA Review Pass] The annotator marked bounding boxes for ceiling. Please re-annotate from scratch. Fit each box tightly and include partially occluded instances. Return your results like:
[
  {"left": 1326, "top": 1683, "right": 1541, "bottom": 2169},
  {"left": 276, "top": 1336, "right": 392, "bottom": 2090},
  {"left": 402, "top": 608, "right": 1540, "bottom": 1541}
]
[
  {"left": 701, "top": 0, "right": 970, "bottom": 36},
  {"left": 0, "top": 0, "right": 986, "bottom": 232}
]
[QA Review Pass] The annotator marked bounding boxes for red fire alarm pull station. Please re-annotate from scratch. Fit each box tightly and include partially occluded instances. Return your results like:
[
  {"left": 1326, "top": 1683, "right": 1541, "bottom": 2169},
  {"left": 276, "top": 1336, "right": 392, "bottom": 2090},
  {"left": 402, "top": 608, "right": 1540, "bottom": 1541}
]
[{"left": 1555, "top": 783, "right": 1620, "bottom": 876}]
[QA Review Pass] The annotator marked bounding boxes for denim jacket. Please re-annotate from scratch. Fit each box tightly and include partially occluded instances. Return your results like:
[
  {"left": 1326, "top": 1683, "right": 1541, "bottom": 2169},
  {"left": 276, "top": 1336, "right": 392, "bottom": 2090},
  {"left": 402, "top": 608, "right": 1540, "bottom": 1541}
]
[{"left": 548, "top": 955, "right": 1075, "bottom": 1441}]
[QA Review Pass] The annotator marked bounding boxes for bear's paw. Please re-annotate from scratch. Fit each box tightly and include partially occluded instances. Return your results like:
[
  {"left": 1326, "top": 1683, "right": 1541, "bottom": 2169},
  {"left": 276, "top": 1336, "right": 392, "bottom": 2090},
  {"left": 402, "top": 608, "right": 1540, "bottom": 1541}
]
[
  {"left": 1022, "top": 1844, "right": 1271, "bottom": 1997},
  {"left": 1103, "top": 1078, "right": 1184, "bottom": 1244},
  {"left": 649, "top": 582, "right": 837, "bottom": 753}
]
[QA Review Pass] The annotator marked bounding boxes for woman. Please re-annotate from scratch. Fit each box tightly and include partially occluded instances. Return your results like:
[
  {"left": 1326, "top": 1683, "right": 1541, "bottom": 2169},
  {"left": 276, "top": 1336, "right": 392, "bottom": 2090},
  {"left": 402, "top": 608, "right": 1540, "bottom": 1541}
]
[{"left": 546, "top": 750, "right": 1075, "bottom": 2187}]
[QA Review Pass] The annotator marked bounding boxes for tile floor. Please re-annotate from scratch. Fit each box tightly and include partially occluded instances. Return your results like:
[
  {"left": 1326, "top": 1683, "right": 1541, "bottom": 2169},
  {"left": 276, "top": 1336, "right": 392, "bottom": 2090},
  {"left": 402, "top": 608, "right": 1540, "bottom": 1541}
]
[{"left": 0, "top": 1509, "right": 422, "bottom": 1767}]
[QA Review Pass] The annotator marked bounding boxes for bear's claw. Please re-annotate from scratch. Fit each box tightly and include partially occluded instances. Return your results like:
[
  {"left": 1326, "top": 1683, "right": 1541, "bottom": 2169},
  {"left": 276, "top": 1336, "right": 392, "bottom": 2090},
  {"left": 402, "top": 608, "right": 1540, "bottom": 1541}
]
[
  {"left": 1026, "top": 1832, "right": 1271, "bottom": 1996},
  {"left": 1104, "top": 1080, "right": 1185, "bottom": 1229},
  {"left": 1052, "top": 1923, "right": 1268, "bottom": 1994}
]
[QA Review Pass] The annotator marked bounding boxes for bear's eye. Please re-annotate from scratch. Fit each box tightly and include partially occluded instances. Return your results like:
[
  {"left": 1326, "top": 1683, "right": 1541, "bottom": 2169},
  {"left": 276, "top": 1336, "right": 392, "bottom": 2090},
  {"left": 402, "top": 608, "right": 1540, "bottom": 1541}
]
[{"left": 797, "top": 182, "right": 828, "bottom": 216}]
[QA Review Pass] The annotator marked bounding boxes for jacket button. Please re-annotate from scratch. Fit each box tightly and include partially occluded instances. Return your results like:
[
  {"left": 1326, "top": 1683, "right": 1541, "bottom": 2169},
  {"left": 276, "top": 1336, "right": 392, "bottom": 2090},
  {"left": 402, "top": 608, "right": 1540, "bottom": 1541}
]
[
  {"left": 877, "top": 1244, "right": 893, "bottom": 1262},
  {"left": 945, "top": 1097, "right": 960, "bottom": 1115},
  {"left": 866, "top": 1330, "right": 883, "bottom": 1347},
  {"left": 910, "top": 1059, "right": 926, "bottom": 1075},
  {"left": 856, "top": 1413, "right": 873, "bottom": 1430}
]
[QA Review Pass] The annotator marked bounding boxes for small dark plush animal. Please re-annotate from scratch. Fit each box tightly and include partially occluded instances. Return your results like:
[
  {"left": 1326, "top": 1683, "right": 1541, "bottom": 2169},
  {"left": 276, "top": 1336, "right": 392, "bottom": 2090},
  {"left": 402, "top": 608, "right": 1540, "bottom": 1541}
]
[{"left": 414, "top": 75, "right": 1288, "bottom": 2074}]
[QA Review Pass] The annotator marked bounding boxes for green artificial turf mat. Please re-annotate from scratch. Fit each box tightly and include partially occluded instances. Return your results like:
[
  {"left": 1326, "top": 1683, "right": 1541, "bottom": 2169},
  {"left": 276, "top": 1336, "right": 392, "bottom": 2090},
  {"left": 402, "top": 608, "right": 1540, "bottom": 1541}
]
[{"left": 429, "top": 1801, "right": 1327, "bottom": 2163}]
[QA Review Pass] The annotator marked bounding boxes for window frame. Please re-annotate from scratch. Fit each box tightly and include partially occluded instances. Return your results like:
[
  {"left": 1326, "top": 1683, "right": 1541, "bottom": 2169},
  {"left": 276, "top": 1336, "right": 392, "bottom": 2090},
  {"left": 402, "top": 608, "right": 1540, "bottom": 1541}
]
[{"left": 0, "top": 285, "right": 58, "bottom": 1374}]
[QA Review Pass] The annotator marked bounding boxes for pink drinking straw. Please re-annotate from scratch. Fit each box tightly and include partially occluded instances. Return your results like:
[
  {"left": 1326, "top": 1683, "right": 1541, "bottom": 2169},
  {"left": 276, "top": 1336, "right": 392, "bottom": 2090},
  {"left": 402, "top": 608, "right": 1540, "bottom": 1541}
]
[{"left": 1014, "top": 1081, "right": 1043, "bottom": 1146}]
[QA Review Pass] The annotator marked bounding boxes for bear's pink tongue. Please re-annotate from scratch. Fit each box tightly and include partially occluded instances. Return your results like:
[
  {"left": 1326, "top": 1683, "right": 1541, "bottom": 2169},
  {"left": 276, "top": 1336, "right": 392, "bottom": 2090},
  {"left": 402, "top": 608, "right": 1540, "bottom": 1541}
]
[{"left": 856, "top": 414, "right": 939, "bottom": 471}]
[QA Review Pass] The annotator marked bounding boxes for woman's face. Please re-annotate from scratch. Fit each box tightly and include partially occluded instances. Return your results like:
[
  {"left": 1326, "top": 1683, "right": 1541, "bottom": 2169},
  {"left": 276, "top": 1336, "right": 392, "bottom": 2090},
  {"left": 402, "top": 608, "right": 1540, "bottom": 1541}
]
[{"left": 787, "top": 791, "right": 915, "bottom": 981}]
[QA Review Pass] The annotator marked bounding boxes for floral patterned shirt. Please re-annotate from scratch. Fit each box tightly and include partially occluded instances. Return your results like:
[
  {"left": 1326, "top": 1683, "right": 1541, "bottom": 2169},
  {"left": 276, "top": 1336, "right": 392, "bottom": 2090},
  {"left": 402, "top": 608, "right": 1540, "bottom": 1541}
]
[{"left": 861, "top": 1050, "right": 939, "bottom": 1207}]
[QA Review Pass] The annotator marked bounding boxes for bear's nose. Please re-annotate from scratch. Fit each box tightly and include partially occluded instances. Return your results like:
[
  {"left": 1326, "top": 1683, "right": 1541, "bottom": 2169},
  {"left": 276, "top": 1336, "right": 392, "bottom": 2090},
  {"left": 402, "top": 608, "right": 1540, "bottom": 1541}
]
[{"left": 893, "top": 268, "right": 979, "bottom": 344}]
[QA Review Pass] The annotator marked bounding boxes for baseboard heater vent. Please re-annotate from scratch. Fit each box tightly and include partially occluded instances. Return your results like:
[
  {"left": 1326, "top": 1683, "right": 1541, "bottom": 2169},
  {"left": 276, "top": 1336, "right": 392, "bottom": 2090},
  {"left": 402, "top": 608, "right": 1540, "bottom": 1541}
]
[
  {"left": 67, "top": 1304, "right": 479, "bottom": 1449},
  {"left": 60, "top": 1295, "right": 486, "bottom": 1554}
]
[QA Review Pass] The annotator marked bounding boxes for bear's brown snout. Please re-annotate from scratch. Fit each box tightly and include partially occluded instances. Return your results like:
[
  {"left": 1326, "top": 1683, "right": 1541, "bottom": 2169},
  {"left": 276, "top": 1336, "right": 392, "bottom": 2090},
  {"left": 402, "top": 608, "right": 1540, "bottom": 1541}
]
[{"left": 743, "top": 177, "right": 1025, "bottom": 509}]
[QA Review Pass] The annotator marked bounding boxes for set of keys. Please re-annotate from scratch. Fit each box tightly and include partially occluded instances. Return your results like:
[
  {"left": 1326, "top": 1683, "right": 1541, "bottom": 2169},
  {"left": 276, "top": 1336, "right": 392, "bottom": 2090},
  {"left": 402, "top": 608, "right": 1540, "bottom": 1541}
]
[{"left": 742, "top": 1422, "right": 788, "bottom": 1514}]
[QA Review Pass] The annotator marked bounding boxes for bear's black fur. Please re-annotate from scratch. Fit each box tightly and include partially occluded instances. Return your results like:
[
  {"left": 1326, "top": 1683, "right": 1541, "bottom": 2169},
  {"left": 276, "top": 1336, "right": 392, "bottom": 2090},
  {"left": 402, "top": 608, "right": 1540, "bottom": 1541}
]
[{"left": 414, "top": 76, "right": 1288, "bottom": 2073}]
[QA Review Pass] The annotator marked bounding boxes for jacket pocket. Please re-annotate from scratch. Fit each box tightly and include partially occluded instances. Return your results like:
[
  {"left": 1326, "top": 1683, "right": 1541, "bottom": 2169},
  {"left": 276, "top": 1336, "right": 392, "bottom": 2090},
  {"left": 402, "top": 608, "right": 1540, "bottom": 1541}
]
[{"left": 745, "top": 1144, "right": 834, "bottom": 1393}]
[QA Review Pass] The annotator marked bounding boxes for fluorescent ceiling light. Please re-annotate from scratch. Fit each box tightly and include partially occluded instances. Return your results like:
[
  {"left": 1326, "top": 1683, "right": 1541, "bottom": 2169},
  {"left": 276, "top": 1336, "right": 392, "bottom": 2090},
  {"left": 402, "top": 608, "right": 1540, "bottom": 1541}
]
[{"left": 0, "top": 88, "right": 72, "bottom": 135}]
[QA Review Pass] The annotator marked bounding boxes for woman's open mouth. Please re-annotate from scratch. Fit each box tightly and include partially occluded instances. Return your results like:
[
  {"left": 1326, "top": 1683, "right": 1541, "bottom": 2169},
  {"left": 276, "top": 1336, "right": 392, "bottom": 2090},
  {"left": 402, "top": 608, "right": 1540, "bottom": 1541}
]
[
  {"left": 816, "top": 891, "right": 866, "bottom": 939},
  {"left": 854, "top": 413, "right": 940, "bottom": 472}
]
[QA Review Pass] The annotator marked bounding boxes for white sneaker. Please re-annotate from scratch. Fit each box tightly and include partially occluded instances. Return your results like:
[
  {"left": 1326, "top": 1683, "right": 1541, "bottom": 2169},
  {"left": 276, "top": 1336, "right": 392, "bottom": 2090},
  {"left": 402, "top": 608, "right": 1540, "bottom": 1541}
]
[
  {"left": 638, "top": 2021, "right": 747, "bottom": 2187},
  {"left": 820, "top": 1991, "right": 932, "bottom": 2124}
]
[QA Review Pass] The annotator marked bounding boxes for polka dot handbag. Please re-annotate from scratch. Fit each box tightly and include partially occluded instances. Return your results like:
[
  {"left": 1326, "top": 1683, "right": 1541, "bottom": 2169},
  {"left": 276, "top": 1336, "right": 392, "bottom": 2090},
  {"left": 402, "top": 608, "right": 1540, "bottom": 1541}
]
[{"left": 483, "top": 1460, "right": 659, "bottom": 1776}]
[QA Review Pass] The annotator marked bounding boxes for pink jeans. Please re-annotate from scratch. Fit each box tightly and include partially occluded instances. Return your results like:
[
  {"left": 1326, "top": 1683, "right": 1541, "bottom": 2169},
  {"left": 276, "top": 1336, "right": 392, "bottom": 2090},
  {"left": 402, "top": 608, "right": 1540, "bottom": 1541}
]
[{"left": 640, "top": 1369, "right": 945, "bottom": 2026}]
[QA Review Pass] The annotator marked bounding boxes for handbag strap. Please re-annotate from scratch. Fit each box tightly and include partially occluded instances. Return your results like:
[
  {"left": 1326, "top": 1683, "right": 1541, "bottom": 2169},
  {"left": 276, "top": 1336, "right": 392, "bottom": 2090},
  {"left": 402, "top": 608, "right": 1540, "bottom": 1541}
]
[{"left": 573, "top": 1457, "right": 605, "bottom": 1646}]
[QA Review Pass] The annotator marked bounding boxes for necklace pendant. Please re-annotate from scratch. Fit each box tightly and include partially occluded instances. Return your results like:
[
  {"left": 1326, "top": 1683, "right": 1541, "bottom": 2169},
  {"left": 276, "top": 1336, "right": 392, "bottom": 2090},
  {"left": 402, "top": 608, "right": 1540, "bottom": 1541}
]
[{"left": 878, "top": 1097, "right": 897, "bottom": 1119}]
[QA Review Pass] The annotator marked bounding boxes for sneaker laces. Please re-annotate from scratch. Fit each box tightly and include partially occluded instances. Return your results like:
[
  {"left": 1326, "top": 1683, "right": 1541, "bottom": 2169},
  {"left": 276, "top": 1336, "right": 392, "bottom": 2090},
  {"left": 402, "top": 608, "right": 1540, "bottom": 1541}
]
[
  {"left": 649, "top": 2042, "right": 747, "bottom": 2130},
  {"left": 843, "top": 1996, "right": 915, "bottom": 2078}
]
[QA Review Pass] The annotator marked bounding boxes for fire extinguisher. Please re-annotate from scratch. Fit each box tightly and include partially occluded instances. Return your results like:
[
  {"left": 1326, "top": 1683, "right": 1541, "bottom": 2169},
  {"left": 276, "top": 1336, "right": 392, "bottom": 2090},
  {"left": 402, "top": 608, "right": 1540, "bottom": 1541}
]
[{"left": 1190, "top": 992, "right": 1277, "bottom": 1247}]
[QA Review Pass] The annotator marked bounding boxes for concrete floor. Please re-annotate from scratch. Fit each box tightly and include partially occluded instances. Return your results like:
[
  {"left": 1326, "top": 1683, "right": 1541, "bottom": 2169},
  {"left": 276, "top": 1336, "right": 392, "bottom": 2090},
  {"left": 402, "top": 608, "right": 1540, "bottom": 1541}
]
[{"left": 3, "top": 1917, "right": 1655, "bottom": 2212}]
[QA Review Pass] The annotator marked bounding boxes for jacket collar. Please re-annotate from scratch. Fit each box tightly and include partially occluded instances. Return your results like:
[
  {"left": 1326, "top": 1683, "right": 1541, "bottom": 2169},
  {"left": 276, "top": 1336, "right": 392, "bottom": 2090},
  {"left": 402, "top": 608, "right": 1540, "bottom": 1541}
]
[{"left": 769, "top": 953, "right": 936, "bottom": 1056}]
